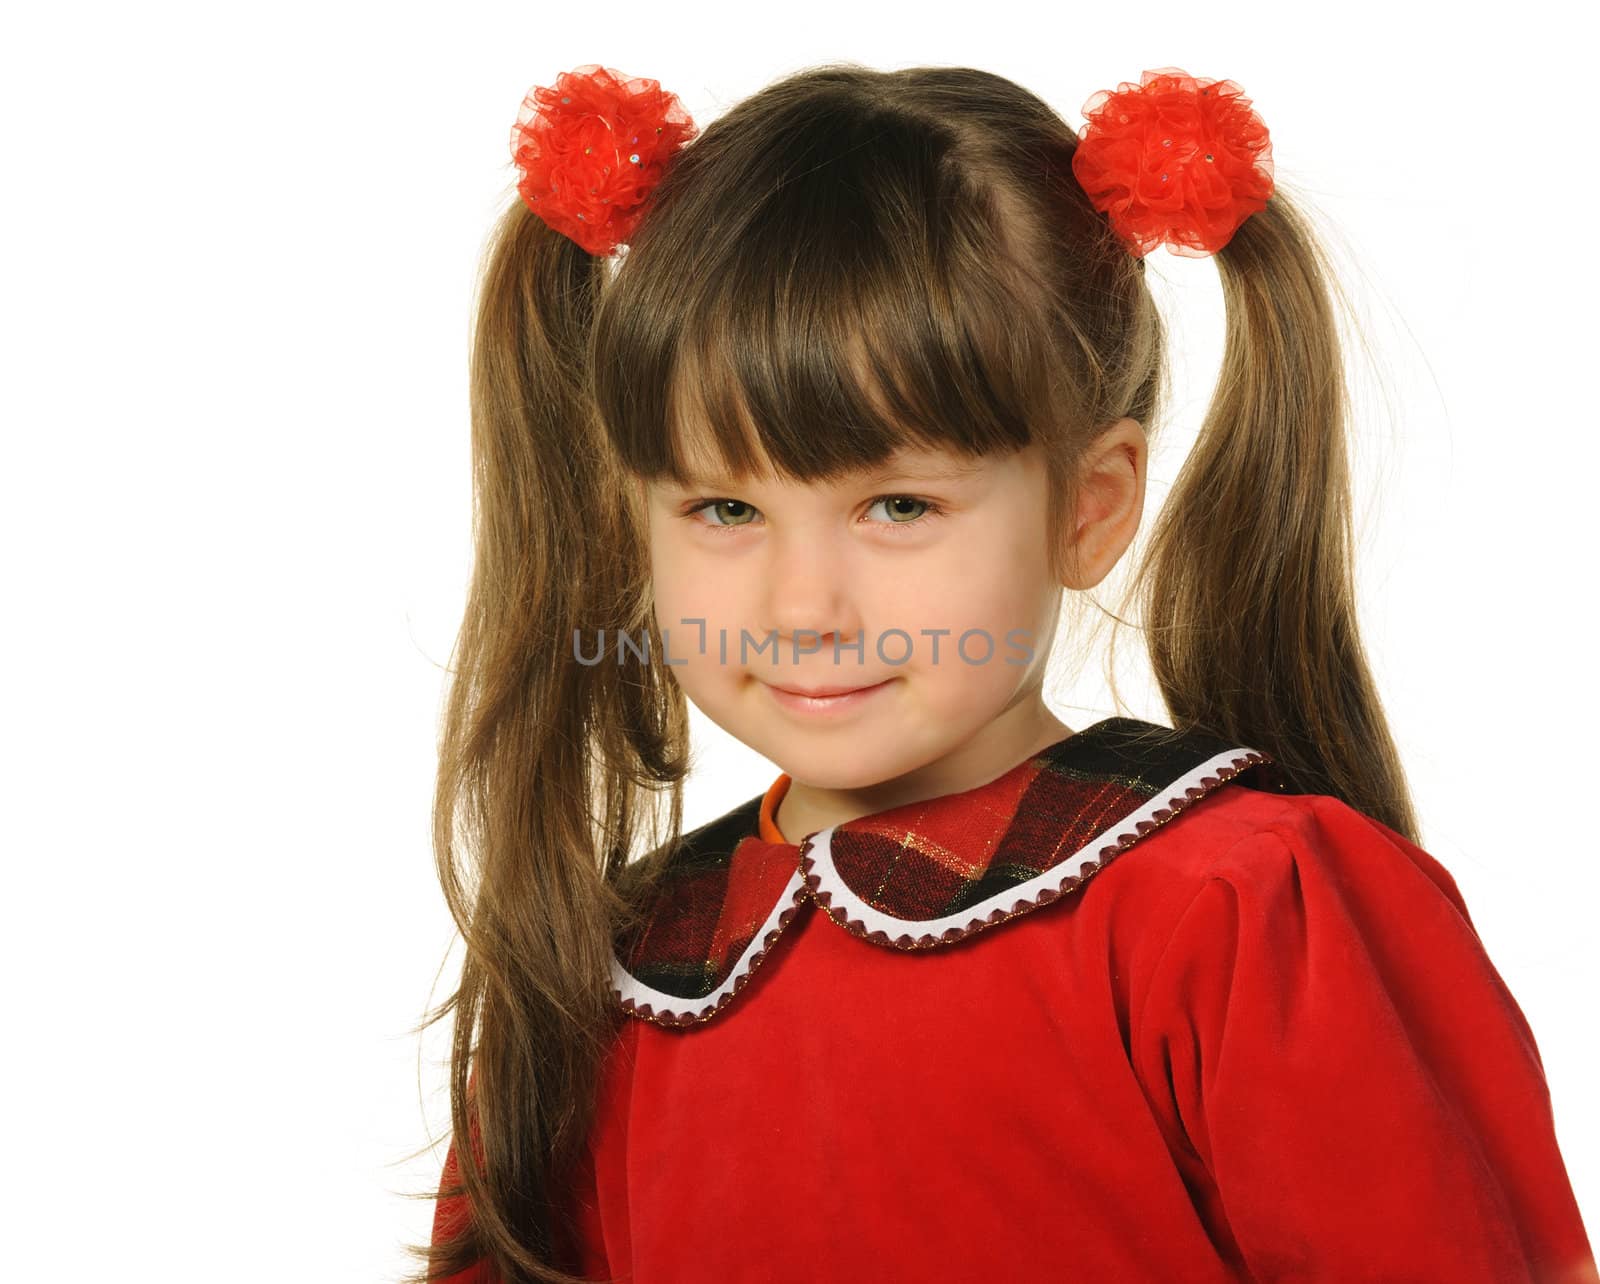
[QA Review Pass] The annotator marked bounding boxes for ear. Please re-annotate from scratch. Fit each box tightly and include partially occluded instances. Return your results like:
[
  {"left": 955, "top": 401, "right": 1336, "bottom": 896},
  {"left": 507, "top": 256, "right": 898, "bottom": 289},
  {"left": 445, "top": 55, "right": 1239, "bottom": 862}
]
[{"left": 1059, "top": 417, "right": 1147, "bottom": 590}]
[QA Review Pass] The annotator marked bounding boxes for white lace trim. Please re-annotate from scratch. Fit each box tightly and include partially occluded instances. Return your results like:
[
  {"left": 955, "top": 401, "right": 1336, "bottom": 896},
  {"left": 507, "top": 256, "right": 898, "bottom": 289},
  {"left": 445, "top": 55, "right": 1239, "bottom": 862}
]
[
  {"left": 611, "top": 744, "right": 1266, "bottom": 1020},
  {"left": 801, "top": 747, "right": 1264, "bottom": 948},
  {"left": 611, "top": 865, "right": 808, "bottom": 1025}
]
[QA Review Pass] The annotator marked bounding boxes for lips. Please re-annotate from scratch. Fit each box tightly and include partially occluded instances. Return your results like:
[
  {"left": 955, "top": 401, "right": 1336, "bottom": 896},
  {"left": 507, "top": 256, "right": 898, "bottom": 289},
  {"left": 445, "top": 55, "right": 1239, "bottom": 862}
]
[{"left": 768, "top": 680, "right": 887, "bottom": 697}]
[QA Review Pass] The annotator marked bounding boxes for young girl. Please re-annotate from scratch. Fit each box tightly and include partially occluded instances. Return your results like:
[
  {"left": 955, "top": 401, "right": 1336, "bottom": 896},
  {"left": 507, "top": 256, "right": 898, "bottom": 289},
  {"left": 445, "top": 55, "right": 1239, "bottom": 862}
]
[{"left": 413, "top": 61, "right": 1598, "bottom": 1283}]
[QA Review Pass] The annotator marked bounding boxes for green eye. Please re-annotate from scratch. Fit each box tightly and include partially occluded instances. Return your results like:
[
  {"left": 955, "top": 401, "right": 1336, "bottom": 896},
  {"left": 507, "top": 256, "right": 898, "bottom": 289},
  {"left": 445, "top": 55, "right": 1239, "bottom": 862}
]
[
  {"left": 691, "top": 499, "right": 756, "bottom": 526},
  {"left": 872, "top": 496, "right": 930, "bottom": 523}
]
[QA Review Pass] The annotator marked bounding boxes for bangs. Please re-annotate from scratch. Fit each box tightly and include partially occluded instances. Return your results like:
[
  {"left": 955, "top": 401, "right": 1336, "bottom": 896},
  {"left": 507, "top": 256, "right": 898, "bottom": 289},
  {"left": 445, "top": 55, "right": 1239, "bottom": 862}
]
[{"left": 593, "top": 93, "right": 1054, "bottom": 488}]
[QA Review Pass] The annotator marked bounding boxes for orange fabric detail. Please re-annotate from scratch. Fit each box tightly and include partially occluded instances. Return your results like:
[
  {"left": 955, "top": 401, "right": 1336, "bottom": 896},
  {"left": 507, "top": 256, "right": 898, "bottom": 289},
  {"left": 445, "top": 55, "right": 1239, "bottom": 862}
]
[{"left": 758, "top": 773, "right": 792, "bottom": 844}]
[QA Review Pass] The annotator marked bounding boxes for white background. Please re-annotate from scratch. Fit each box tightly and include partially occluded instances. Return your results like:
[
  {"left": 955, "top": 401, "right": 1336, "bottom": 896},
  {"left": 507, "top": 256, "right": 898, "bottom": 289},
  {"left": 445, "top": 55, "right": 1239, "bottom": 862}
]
[{"left": 4, "top": 3, "right": 1595, "bottom": 1280}]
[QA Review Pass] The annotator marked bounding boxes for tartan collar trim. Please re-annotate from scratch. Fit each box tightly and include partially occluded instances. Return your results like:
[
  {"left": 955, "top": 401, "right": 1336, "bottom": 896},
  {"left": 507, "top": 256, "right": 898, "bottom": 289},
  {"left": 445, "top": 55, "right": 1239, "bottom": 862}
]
[{"left": 611, "top": 716, "right": 1282, "bottom": 1029}]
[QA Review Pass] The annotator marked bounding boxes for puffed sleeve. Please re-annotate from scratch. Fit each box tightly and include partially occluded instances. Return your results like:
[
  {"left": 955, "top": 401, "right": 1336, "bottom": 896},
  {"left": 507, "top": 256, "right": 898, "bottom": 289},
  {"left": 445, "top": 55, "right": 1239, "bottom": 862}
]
[{"left": 1138, "top": 794, "right": 1598, "bottom": 1283}]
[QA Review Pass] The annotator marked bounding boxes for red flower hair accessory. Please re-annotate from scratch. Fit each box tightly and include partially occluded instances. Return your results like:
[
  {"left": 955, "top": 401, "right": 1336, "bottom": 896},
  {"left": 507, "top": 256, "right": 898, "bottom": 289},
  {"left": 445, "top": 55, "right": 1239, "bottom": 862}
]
[
  {"left": 509, "top": 63, "right": 699, "bottom": 258},
  {"left": 1070, "top": 67, "right": 1274, "bottom": 260}
]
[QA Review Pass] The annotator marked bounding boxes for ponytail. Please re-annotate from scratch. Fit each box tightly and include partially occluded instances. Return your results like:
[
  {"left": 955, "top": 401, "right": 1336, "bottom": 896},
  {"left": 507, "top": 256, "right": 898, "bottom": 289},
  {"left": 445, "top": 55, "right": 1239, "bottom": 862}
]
[
  {"left": 408, "top": 197, "right": 688, "bottom": 1284},
  {"left": 1134, "top": 184, "right": 1420, "bottom": 844}
]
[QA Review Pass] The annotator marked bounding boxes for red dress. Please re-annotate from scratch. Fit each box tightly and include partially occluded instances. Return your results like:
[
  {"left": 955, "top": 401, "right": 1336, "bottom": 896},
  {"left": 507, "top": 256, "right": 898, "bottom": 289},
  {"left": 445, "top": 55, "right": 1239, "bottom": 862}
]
[{"left": 432, "top": 717, "right": 1598, "bottom": 1282}]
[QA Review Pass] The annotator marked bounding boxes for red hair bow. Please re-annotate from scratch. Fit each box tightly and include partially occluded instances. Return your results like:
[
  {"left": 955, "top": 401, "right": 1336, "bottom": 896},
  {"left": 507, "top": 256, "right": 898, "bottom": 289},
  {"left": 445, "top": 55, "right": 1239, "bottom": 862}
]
[
  {"left": 509, "top": 64, "right": 699, "bottom": 257},
  {"left": 1071, "top": 67, "right": 1275, "bottom": 260}
]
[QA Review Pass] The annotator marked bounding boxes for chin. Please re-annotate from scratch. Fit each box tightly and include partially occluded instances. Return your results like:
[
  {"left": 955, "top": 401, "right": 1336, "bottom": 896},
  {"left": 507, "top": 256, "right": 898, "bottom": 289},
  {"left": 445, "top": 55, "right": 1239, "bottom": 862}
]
[{"left": 770, "top": 733, "right": 936, "bottom": 791}]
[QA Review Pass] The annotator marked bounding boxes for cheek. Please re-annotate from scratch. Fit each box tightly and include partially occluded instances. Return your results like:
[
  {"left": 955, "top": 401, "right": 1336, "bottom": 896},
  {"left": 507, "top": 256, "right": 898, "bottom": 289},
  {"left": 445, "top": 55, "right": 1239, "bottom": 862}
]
[
  {"left": 646, "top": 514, "right": 695, "bottom": 612},
  {"left": 874, "top": 518, "right": 1053, "bottom": 637},
  {"left": 650, "top": 531, "right": 737, "bottom": 613},
  {"left": 646, "top": 519, "right": 686, "bottom": 637},
  {"left": 645, "top": 527, "right": 746, "bottom": 687}
]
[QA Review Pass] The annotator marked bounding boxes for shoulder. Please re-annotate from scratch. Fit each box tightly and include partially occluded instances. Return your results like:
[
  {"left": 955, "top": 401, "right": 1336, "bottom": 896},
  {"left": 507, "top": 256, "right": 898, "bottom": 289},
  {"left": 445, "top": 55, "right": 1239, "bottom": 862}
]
[
  {"left": 1108, "top": 786, "right": 1490, "bottom": 998},
  {"left": 1110, "top": 782, "right": 1454, "bottom": 885},
  {"left": 1209, "top": 790, "right": 1470, "bottom": 922},
  {"left": 1091, "top": 786, "right": 1478, "bottom": 949}
]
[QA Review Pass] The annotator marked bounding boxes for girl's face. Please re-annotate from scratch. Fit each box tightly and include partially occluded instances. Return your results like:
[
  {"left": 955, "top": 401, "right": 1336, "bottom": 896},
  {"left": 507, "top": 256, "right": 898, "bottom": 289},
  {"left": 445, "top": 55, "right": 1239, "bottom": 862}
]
[{"left": 641, "top": 438, "right": 1066, "bottom": 791}]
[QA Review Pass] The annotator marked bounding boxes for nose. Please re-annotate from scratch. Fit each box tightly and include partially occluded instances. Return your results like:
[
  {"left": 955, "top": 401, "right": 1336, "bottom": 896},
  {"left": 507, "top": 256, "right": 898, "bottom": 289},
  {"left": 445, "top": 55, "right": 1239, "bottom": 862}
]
[{"left": 756, "top": 531, "right": 865, "bottom": 664}]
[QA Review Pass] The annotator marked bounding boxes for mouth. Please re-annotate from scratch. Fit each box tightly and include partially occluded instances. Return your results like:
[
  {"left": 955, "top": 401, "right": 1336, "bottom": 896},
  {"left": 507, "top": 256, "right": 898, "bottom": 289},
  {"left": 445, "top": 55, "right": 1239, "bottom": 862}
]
[
  {"left": 764, "top": 677, "right": 895, "bottom": 717},
  {"left": 769, "top": 681, "right": 884, "bottom": 697}
]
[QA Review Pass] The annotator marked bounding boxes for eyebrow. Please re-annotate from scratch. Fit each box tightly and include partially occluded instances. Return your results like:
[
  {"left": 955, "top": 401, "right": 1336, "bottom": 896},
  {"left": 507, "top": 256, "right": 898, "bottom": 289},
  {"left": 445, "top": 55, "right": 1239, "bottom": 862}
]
[{"left": 676, "top": 456, "right": 986, "bottom": 489}]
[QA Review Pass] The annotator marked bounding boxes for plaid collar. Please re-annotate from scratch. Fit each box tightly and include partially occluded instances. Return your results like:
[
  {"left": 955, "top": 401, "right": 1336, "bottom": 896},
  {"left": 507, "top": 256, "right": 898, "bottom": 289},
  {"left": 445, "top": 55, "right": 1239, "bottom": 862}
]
[{"left": 612, "top": 716, "right": 1284, "bottom": 1029}]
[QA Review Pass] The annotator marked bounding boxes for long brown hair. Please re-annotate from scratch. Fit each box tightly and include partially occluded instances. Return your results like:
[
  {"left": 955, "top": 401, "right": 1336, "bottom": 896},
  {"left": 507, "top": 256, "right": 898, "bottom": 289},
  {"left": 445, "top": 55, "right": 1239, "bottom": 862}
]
[{"left": 407, "top": 60, "right": 1418, "bottom": 1283}]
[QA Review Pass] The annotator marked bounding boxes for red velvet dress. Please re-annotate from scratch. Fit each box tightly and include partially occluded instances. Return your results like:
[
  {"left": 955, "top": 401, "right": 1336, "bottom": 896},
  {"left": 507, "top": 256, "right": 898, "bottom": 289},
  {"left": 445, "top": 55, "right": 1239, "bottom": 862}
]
[{"left": 432, "top": 718, "right": 1597, "bottom": 1282}]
